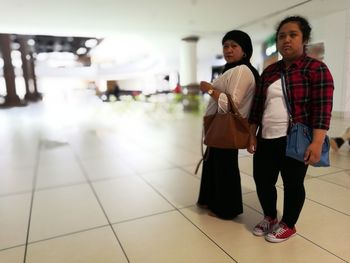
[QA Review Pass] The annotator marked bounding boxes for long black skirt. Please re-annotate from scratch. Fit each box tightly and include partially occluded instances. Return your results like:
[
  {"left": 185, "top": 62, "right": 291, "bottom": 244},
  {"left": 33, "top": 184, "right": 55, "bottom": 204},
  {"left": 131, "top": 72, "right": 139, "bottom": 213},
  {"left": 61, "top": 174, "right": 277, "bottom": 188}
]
[{"left": 197, "top": 147, "right": 243, "bottom": 219}]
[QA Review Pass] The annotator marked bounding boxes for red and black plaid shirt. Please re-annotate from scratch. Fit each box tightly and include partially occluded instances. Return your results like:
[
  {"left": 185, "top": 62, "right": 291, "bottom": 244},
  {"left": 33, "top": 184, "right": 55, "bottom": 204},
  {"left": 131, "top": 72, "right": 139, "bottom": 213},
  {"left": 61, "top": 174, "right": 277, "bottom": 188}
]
[{"left": 249, "top": 54, "right": 334, "bottom": 130}]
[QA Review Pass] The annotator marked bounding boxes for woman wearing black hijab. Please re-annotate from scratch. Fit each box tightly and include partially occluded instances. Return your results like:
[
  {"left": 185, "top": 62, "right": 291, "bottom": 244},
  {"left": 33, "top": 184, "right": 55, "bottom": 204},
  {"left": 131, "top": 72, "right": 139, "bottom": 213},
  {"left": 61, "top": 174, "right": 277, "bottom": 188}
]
[{"left": 197, "top": 30, "right": 259, "bottom": 219}]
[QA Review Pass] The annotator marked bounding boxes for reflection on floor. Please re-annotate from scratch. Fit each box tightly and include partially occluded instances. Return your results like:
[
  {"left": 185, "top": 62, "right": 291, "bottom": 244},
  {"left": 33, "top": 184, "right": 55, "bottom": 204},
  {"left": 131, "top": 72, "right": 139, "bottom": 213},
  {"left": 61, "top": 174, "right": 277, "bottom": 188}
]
[{"left": 0, "top": 88, "right": 349, "bottom": 263}]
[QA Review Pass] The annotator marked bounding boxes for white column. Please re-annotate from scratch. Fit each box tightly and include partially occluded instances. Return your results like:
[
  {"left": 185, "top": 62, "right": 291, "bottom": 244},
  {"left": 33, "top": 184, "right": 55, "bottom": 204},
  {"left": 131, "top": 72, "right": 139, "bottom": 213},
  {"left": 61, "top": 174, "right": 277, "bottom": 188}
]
[{"left": 179, "top": 36, "right": 199, "bottom": 86}]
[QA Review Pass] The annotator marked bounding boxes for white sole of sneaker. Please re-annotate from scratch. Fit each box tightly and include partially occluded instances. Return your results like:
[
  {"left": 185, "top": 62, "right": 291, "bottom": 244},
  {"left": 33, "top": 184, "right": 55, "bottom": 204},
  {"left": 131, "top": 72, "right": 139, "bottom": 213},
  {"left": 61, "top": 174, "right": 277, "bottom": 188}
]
[
  {"left": 252, "top": 230, "right": 265, "bottom": 237},
  {"left": 265, "top": 232, "right": 297, "bottom": 243},
  {"left": 253, "top": 223, "right": 279, "bottom": 237}
]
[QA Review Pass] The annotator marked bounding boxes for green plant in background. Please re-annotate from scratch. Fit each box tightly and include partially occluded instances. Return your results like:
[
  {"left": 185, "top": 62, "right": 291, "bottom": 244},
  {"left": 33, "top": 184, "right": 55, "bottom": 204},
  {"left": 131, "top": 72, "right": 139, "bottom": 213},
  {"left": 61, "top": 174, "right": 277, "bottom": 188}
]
[
  {"left": 183, "top": 94, "right": 201, "bottom": 112},
  {"left": 174, "top": 93, "right": 183, "bottom": 103}
]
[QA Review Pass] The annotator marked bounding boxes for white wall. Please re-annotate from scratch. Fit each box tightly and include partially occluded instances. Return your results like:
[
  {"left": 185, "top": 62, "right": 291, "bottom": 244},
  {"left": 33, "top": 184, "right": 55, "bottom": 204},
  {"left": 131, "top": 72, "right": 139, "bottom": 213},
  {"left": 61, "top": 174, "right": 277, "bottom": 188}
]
[{"left": 312, "top": 10, "right": 350, "bottom": 117}]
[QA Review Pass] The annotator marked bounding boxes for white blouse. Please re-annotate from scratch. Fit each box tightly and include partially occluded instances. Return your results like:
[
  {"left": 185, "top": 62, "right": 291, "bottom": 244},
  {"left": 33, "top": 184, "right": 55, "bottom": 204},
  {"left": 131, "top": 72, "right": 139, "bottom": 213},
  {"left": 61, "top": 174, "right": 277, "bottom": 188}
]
[
  {"left": 261, "top": 79, "right": 289, "bottom": 138},
  {"left": 205, "top": 65, "right": 256, "bottom": 118}
]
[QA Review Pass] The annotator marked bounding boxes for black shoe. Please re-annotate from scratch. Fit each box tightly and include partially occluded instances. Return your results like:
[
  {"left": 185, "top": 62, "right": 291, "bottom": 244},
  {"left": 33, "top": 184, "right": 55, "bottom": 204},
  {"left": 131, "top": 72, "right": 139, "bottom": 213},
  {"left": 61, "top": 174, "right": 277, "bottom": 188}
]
[
  {"left": 330, "top": 137, "right": 344, "bottom": 151},
  {"left": 196, "top": 203, "right": 209, "bottom": 209}
]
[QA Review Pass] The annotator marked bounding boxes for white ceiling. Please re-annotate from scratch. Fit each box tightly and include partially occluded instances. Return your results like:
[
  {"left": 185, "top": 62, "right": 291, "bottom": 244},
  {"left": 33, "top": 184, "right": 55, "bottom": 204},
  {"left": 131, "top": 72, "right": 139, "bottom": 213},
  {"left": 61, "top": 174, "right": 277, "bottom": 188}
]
[{"left": 0, "top": 0, "right": 349, "bottom": 72}]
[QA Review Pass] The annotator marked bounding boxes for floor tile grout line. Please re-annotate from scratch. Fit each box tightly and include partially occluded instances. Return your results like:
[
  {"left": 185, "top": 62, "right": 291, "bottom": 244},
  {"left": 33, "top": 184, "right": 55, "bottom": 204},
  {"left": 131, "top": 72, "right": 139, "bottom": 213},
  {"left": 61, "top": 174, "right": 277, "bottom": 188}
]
[
  {"left": 31, "top": 180, "right": 94, "bottom": 192},
  {"left": 295, "top": 234, "right": 349, "bottom": 263},
  {"left": 140, "top": 164, "right": 197, "bottom": 177},
  {"left": 305, "top": 198, "right": 350, "bottom": 217},
  {"left": 15, "top": 173, "right": 141, "bottom": 195},
  {"left": 4, "top": 210, "right": 191, "bottom": 253},
  {"left": 4, "top": 211, "right": 188, "bottom": 252},
  {"left": 275, "top": 185, "right": 350, "bottom": 217},
  {"left": 136, "top": 173, "right": 238, "bottom": 262},
  {"left": 22, "top": 140, "right": 42, "bottom": 263},
  {"left": 2, "top": 161, "right": 199, "bottom": 198},
  {"left": 317, "top": 177, "right": 350, "bottom": 190},
  {"left": 72, "top": 149, "right": 131, "bottom": 263},
  {"left": 0, "top": 164, "right": 264, "bottom": 199},
  {"left": 178, "top": 165, "right": 202, "bottom": 179},
  {"left": 4, "top": 155, "right": 348, "bottom": 257},
  {"left": 21, "top": 224, "right": 110, "bottom": 246},
  {"left": 312, "top": 174, "right": 350, "bottom": 190},
  {"left": 0, "top": 244, "right": 26, "bottom": 253},
  {"left": 136, "top": 172, "right": 186, "bottom": 210},
  {"left": 178, "top": 213, "right": 238, "bottom": 263},
  {"left": 242, "top": 203, "right": 349, "bottom": 261},
  {"left": 176, "top": 208, "right": 239, "bottom": 263},
  {"left": 0, "top": 159, "right": 250, "bottom": 199},
  {"left": 2, "top": 89, "right": 349, "bottom": 260},
  {"left": 135, "top": 159, "right": 350, "bottom": 261},
  {"left": 110, "top": 209, "right": 177, "bottom": 225},
  {"left": 0, "top": 190, "right": 34, "bottom": 198}
]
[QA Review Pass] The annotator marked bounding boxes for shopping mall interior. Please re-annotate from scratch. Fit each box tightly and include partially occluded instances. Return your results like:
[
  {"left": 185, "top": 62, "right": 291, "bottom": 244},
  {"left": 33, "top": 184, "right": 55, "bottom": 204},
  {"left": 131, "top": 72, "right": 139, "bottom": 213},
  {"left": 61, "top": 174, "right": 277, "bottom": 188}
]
[{"left": 0, "top": 0, "right": 349, "bottom": 262}]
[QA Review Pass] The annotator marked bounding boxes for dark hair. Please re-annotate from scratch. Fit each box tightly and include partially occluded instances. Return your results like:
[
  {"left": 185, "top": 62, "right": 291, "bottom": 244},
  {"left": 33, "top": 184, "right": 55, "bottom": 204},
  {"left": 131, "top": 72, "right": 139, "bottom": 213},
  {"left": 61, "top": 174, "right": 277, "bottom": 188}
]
[
  {"left": 222, "top": 30, "right": 253, "bottom": 60},
  {"left": 275, "top": 16, "right": 312, "bottom": 42}
]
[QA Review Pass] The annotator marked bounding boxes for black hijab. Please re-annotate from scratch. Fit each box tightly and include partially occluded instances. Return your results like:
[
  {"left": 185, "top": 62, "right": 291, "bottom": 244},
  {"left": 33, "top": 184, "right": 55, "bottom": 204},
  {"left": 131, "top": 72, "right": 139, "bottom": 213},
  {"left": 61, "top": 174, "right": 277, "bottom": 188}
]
[{"left": 221, "top": 30, "right": 260, "bottom": 85}]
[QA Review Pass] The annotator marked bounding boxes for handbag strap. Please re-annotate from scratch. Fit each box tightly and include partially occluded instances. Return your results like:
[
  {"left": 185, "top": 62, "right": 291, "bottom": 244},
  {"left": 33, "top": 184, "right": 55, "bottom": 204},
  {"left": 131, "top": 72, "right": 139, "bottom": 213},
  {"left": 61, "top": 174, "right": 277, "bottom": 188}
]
[
  {"left": 280, "top": 72, "right": 293, "bottom": 125},
  {"left": 195, "top": 92, "right": 243, "bottom": 175},
  {"left": 195, "top": 129, "right": 205, "bottom": 175},
  {"left": 226, "top": 93, "right": 244, "bottom": 119}
]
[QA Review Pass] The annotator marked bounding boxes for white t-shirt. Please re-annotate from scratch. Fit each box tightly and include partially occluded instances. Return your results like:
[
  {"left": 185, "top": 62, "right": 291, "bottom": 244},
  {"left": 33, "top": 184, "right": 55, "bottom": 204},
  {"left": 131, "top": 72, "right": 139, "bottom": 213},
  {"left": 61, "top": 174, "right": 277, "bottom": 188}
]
[
  {"left": 261, "top": 79, "right": 289, "bottom": 138},
  {"left": 205, "top": 65, "right": 256, "bottom": 118}
]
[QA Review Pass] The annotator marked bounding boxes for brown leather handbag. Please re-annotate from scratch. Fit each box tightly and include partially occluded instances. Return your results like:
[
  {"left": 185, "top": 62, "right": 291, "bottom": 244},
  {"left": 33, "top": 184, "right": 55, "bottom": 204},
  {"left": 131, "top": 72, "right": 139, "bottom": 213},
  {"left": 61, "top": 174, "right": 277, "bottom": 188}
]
[{"left": 203, "top": 94, "right": 250, "bottom": 149}]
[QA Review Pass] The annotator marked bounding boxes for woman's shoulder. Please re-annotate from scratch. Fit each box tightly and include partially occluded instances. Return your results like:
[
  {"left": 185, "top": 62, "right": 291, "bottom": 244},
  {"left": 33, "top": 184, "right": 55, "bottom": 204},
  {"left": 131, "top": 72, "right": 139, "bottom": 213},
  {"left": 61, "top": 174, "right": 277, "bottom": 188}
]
[
  {"left": 263, "top": 61, "right": 280, "bottom": 72},
  {"left": 224, "top": 64, "right": 255, "bottom": 77},
  {"left": 304, "top": 55, "right": 330, "bottom": 69}
]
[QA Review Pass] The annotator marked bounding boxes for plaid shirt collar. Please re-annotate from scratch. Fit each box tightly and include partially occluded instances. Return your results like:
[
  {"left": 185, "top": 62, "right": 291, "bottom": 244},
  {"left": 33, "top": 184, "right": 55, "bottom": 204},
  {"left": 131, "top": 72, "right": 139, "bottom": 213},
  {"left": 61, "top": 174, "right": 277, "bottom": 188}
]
[{"left": 277, "top": 53, "right": 308, "bottom": 71}]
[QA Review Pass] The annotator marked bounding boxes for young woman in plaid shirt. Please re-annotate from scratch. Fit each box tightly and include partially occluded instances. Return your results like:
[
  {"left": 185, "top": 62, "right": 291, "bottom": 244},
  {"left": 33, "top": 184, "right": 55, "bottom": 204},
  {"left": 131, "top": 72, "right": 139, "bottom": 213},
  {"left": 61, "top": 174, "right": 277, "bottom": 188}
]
[{"left": 248, "top": 16, "right": 334, "bottom": 242}]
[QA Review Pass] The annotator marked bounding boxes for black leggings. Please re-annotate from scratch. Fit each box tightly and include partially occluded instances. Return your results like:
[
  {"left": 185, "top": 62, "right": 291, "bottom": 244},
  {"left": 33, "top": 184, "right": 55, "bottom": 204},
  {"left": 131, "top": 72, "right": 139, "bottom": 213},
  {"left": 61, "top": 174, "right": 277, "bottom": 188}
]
[{"left": 253, "top": 136, "right": 308, "bottom": 228}]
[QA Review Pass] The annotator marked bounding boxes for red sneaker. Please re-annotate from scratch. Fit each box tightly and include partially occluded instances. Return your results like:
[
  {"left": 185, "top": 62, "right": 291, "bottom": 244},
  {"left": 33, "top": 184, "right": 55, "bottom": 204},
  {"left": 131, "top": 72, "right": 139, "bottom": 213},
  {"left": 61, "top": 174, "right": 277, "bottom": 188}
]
[
  {"left": 252, "top": 216, "right": 278, "bottom": 236},
  {"left": 265, "top": 222, "right": 296, "bottom": 242}
]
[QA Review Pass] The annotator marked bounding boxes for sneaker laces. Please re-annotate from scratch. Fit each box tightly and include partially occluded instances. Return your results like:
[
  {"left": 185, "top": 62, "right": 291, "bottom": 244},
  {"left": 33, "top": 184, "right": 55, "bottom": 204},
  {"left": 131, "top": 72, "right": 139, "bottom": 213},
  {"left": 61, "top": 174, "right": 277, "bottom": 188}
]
[
  {"left": 272, "top": 225, "right": 287, "bottom": 236},
  {"left": 258, "top": 218, "right": 272, "bottom": 231}
]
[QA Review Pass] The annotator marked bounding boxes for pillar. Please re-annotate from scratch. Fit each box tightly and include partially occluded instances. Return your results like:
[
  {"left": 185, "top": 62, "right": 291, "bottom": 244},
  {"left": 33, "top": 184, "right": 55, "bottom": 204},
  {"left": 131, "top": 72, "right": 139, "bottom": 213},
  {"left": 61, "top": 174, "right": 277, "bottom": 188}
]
[
  {"left": 19, "top": 36, "right": 36, "bottom": 101},
  {"left": 28, "top": 51, "right": 42, "bottom": 101},
  {"left": 0, "top": 33, "right": 23, "bottom": 107},
  {"left": 179, "top": 36, "right": 200, "bottom": 111}
]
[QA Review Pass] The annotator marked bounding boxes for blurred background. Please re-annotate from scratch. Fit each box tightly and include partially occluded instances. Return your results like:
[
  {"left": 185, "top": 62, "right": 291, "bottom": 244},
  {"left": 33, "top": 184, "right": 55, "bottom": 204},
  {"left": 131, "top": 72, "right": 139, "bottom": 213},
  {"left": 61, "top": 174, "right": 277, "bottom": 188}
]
[
  {"left": 0, "top": 0, "right": 349, "bottom": 115},
  {"left": 1, "top": 2, "right": 350, "bottom": 262}
]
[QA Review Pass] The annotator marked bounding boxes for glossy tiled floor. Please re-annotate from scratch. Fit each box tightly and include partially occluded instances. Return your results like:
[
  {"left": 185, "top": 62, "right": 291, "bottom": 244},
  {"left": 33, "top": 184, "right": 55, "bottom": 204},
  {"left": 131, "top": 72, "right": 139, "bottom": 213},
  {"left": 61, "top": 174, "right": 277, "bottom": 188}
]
[{"left": 0, "top": 88, "right": 349, "bottom": 263}]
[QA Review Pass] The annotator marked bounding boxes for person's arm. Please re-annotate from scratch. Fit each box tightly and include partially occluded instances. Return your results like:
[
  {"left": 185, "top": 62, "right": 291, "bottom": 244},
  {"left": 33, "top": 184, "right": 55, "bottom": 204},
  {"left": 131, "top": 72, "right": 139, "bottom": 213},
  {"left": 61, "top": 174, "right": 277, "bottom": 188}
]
[
  {"left": 200, "top": 80, "right": 234, "bottom": 116},
  {"left": 199, "top": 81, "right": 221, "bottom": 102},
  {"left": 227, "top": 66, "right": 255, "bottom": 110},
  {"left": 217, "top": 66, "right": 255, "bottom": 113},
  {"left": 310, "top": 62, "right": 334, "bottom": 129},
  {"left": 305, "top": 62, "right": 334, "bottom": 164}
]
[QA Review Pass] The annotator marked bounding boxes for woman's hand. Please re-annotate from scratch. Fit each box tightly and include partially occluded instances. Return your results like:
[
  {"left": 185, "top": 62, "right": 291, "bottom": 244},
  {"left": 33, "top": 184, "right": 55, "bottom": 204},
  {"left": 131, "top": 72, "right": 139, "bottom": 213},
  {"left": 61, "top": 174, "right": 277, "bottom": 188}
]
[
  {"left": 304, "top": 142, "right": 323, "bottom": 165},
  {"left": 247, "top": 124, "right": 258, "bottom": 154},
  {"left": 200, "top": 81, "right": 213, "bottom": 93},
  {"left": 304, "top": 129, "right": 327, "bottom": 165},
  {"left": 247, "top": 135, "right": 257, "bottom": 154}
]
